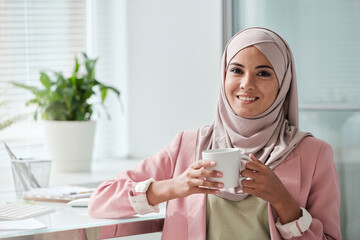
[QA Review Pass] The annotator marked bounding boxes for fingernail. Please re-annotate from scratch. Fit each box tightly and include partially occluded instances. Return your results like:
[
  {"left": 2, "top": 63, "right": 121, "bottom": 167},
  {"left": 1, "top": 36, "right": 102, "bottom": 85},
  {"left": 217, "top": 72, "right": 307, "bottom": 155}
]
[
  {"left": 218, "top": 183, "right": 224, "bottom": 188},
  {"left": 214, "top": 190, "right": 220, "bottom": 194},
  {"left": 210, "top": 161, "right": 216, "bottom": 166},
  {"left": 217, "top": 172, "right": 222, "bottom": 177}
]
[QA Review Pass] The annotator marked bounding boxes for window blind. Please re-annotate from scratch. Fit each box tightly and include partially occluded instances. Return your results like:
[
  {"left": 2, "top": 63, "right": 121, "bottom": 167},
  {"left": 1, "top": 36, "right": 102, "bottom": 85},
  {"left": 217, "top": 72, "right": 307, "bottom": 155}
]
[{"left": 0, "top": 0, "right": 127, "bottom": 167}]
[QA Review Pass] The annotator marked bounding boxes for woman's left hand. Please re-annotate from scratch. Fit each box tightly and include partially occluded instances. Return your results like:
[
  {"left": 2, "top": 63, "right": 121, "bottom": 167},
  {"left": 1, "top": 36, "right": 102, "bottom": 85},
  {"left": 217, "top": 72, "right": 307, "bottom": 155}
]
[{"left": 241, "top": 154, "right": 302, "bottom": 224}]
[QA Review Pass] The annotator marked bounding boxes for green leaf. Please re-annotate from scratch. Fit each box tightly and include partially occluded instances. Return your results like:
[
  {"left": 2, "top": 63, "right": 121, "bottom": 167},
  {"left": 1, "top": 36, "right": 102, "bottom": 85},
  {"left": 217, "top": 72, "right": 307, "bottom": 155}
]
[
  {"left": 69, "top": 75, "right": 77, "bottom": 86},
  {"left": 106, "top": 85, "right": 120, "bottom": 96},
  {"left": 40, "top": 72, "right": 52, "bottom": 89},
  {"left": 100, "top": 88, "right": 107, "bottom": 103},
  {"left": 12, "top": 82, "right": 41, "bottom": 95},
  {"left": 26, "top": 98, "right": 40, "bottom": 106},
  {"left": 99, "top": 84, "right": 121, "bottom": 104},
  {"left": 62, "top": 88, "right": 75, "bottom": 109},
  {"left": 49, "top": 91, "right": 63, "bottom": 102},
  {"left": 54, "top": 72, "right": 66, "bottom": 87},
  {"left": 73, "top": 57, "right": 80, "bottom": 74}
]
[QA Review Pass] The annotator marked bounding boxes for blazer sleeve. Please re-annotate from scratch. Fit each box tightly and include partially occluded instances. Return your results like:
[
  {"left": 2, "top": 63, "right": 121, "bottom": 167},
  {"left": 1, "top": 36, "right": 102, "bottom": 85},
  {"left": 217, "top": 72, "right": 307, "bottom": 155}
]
[
  {"left": 300, "top": 142, "right": 342, "bottom": 240},
  {"left": 88, "top": 131, "right": 185, "bottom": 219}
]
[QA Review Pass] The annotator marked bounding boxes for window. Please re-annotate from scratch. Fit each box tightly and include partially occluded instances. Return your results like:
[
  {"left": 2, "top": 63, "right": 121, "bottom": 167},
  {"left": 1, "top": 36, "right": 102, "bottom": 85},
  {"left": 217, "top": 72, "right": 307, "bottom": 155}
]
[
  {"left": 232, "top": 0, "right": 360, "bottom": 238},
  {"left": 0, "top": 0, "right": 127, "bottom": 167}
]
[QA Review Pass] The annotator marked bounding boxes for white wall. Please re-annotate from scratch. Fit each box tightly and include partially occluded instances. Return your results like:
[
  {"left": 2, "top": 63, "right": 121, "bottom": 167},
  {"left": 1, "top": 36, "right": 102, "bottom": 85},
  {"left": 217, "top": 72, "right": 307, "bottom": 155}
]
[{"left": 126, "top": 0, "right": 223, "bottom": 158}]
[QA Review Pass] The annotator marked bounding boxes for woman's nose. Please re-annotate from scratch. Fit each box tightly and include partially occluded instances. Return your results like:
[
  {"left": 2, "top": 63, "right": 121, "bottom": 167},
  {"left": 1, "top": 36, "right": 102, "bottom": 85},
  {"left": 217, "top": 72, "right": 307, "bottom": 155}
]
[{"left": 240, "top": 74, "right": 255, "bottom": 90}]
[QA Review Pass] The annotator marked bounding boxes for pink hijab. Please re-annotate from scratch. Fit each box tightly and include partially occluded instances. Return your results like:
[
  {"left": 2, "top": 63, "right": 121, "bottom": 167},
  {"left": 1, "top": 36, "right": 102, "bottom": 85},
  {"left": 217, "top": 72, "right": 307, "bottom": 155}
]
[{"left": 196, "top": 27, "right": 311, "bottom": 201}]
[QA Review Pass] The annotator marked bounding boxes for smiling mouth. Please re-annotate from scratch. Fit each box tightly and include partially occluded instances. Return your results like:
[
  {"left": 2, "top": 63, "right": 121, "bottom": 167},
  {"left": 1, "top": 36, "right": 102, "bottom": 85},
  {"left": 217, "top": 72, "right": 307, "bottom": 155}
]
[{"left": 236, "top": 96, "right": 259, "bottom": 102}]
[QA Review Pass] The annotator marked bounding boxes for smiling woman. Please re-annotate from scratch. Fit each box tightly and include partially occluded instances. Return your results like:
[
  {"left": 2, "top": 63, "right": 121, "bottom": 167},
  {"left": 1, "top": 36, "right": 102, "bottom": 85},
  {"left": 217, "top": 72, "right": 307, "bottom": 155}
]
[
  {"left": 225, "top": 46, "right": 279, "bottom": 117},
  {"left": 88, "top": 27, "right": 341, "bottom": 240}
]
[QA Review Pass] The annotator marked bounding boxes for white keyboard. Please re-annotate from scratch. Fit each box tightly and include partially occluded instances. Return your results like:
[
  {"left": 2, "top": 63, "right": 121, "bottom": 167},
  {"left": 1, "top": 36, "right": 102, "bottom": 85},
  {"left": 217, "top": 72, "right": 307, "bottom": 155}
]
[{"left": 0, "top": 202, "right": 54, "bottom": 220}]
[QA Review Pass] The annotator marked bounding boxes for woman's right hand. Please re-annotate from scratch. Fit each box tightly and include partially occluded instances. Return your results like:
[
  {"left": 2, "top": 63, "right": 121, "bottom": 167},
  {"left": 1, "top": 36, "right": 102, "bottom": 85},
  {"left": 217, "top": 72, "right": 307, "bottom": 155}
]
[
  {"left": 170, "top": 160, "right": 224, "bottom": 198},
  {"left": 147, "top": 160, "right": 223, "bottom": 206}
]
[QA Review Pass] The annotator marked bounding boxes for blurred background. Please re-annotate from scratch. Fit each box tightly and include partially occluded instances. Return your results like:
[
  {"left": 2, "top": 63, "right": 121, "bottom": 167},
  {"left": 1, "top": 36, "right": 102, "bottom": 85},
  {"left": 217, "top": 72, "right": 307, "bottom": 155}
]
[{"left": 0, "top": 0, "right": 359, "bottom": 239}]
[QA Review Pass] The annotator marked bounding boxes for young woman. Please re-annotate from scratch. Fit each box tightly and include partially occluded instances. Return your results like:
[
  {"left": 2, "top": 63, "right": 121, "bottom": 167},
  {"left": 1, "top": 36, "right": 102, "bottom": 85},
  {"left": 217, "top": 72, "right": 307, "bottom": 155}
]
[{"left": 88, "top": 27, "right": 341, "bottom": 240}]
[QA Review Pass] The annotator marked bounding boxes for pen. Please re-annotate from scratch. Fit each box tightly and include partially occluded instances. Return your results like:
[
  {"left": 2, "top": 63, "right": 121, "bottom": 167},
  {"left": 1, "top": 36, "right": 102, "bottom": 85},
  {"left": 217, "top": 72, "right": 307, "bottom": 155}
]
[{"left": 4, "top": 143, "right": 41, "bottom": 188}]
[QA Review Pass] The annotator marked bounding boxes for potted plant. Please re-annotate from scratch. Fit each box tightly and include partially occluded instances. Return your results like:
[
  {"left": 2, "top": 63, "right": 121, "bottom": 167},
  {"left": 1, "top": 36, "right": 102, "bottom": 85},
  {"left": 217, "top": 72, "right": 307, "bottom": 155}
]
[{"left": 13, "top": 53, "right": 120, "bottom": 172}]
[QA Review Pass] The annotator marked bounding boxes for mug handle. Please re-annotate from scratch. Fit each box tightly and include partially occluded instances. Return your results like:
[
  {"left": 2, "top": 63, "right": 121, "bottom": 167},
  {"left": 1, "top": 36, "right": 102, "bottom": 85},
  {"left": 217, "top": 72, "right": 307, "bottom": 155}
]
[
  {"left": 240, "top": 154, "right": 252, "bottom": 162},
  {"left": 239, "top": 155, "right": 252, "bottom": 180}
]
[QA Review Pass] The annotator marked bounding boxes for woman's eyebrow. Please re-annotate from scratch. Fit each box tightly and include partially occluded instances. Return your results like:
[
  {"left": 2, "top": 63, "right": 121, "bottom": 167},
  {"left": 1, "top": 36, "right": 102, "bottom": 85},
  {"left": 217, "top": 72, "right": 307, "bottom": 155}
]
[
  {"left": 229, "top": 63, "right": 244, "bottom": 68},
  {"left": 229, "top": 63, "right": 274, "bottom": 70},
  {"left": 255, "top": 65, "right": 274, "bottom": 70}
]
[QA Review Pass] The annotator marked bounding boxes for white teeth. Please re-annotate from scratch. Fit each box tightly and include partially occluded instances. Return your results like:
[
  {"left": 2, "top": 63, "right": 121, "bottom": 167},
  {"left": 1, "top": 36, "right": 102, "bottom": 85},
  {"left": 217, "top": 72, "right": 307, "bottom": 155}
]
[{"left": 238, "top": 96, "right": 257, "bottom": 101}]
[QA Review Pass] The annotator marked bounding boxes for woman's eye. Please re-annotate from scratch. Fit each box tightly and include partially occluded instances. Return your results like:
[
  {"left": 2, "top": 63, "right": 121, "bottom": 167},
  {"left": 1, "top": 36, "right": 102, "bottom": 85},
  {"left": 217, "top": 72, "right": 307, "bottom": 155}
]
[
  {"left": 257, "top": 71, "right": 271, "bottom": 77},
  {"left": 230, "top": 68, "right": 243, "bottom": 74}
]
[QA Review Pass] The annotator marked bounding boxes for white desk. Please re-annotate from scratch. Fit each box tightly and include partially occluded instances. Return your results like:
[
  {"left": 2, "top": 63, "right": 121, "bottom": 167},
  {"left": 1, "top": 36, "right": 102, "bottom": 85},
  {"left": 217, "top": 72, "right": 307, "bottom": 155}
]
[
  {"left": 0, "top": 191, "right": 165, "bottom": 239},
  {"left": 0, "top": 159, "right": 165, "bottom": 239}
]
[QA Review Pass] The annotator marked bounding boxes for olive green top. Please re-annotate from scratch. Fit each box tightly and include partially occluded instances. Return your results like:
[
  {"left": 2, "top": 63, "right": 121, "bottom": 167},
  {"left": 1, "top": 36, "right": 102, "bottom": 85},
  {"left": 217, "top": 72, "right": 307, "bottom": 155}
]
[{"left": 206, "top": 194, "right": 270, "bottom": 240}]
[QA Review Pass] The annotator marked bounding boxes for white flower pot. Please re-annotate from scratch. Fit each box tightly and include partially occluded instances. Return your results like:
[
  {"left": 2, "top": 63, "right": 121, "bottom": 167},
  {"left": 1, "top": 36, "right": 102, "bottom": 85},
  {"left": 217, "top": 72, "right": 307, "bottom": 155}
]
[{"left": 42, "top": 120, "right": 96, "bottom": 172}]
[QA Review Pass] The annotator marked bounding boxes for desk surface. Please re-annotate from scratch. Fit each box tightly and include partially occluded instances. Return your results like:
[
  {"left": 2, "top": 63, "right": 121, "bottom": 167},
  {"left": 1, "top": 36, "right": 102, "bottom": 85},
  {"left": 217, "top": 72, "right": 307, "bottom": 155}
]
[{"left": 0, "top": 191, "right": 165, "bottom": 239}]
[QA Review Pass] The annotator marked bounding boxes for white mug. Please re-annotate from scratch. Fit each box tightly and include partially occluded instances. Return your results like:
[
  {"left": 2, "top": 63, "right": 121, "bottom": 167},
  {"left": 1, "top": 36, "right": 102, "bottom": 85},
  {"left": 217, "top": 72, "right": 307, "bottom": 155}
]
[{"left": 202, "top": 148, "right": 252, "bottom": 189}]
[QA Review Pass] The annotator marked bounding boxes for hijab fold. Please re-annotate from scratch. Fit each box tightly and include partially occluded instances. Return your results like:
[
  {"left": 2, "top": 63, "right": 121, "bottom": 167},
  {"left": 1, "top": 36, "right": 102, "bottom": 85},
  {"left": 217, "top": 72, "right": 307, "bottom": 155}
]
[{"left": 196, "top": 27, "right": 311, "bottom": 201}]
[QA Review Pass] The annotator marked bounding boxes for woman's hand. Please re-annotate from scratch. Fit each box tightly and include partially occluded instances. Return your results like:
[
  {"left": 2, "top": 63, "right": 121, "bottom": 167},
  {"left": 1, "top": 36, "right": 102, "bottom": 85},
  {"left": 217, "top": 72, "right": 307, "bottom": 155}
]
[
  {"left": 147, "top": 160, "right": 223, "bottom": 206},
  {"left": 241, "top": 154, "right": 301, "bottom": 224},
  {"left": 171, "top": 160, "right": 224, "bottom": 198}
]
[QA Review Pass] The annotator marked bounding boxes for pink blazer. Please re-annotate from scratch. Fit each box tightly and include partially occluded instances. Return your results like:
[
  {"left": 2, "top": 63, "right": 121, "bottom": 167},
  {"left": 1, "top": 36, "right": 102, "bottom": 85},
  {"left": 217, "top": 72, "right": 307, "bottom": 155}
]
[{"left": 88, "top": 130, "right": 341, "bottom": 240}]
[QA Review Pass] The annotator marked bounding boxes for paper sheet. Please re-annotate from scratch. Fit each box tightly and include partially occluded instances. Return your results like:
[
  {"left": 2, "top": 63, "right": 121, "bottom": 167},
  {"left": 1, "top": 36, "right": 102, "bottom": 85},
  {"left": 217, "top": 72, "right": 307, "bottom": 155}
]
[{"left": 0, "top": 218, "right": 47, "bottom": 230}]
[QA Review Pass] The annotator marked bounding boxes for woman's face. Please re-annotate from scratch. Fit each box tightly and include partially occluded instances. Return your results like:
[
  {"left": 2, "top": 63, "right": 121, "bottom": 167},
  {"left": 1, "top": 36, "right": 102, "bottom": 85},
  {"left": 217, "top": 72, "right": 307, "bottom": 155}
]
[{"left": 225, "top": 46, "right": 279, "bottom": 117}]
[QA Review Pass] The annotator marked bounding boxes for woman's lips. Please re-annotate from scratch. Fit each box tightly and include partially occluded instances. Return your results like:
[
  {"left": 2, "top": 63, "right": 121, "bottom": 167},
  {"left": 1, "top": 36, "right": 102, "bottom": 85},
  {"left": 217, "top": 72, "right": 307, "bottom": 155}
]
[{"left": 236, "top": 95, "right": 259, "bottom": 103}]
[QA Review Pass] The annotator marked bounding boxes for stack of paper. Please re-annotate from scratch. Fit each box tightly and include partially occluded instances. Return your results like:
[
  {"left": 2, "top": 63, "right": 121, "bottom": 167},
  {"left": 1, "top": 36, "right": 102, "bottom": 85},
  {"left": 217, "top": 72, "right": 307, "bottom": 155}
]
[{"left": 22, "top": 185, "right": 95, "bottom": 203}]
